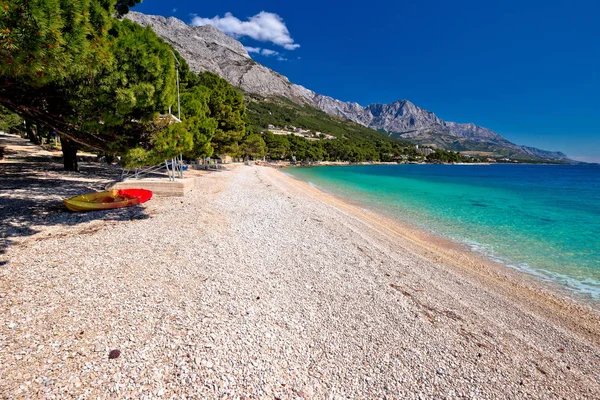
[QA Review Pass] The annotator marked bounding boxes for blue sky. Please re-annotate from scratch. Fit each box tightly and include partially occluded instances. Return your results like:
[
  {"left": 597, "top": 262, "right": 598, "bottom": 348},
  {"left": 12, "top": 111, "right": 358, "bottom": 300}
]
[{"left": 136, "top": 0, "right": 600, "bottom": 162}]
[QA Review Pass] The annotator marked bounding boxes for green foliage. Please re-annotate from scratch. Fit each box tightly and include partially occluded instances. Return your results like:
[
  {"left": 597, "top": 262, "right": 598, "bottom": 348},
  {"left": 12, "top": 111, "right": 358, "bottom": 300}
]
[
  {"left": 93, "top": 19, "right": 177, "bottom": 127},
  {"left": 119, "top": 69, "right": 249, "bottom": 167},
  {"left": 426, "top": 149, "right": 464, "bottom": 163},
  {"left": 122, "top": 120, "right": 195, "bottom": 168},
  {"left": 0, "top": 0, "right": 116, "bottom": 85},
  {"left": 150, "top": 122, "right": 193, "bottom": 160},
  {"left": 246, "top": 96, "right": 414, "bottom": 162},
  {"left": 183, "top": 116, "right": 216, "bottom": 159},
  {"left": 180, "top": 84, "right": 211, "bottom": 120},
  {"left": 198, "top": 72, "right": 246, "bottom": 156},
  {"left": 263, "top": 132, "right": 290, "bottom": 160},
  {"left": 1, "top": 1, "right": 167, "bottom": 142},
  {"left": 263, "top": 131, "right": 385, "bottom": 163},
  {"left": 48, "top": 17, "right": 180, "bottom": 162},
  {"left": 0, "top": 105, "right": 22, "bottom": 133},
  {"left": 0, "top": 0, "right": 218, "bottom": 171},
  {"left": 119, "top": 146, "right": 150, "bottom": 168},
  {"left": 241, "top": 134, "right": 267, "bottom": 159},
  {"left": 0, "top": 2, "right": 189, "bottom": 169}
]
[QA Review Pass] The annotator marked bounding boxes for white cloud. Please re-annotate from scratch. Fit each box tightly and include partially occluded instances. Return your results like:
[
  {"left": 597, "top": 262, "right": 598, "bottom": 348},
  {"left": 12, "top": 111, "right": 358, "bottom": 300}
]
[
  {"left": 190, "top": 11, "right": 300, "bottom": 50},
  {"left": 261, "top": 49, "right": 279, "bottom": 56},
  {"left": 245, "top": 47, "right": 287, "bottom": 60}
]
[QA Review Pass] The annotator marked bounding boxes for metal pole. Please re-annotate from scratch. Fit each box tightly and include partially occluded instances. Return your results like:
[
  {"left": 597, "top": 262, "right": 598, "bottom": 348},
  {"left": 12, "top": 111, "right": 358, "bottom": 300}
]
[
  {"left": 178, "top": 154, "right": 183, "bottom": 178},
  {"left": 176, "top": 65, "right": 181, "bottom": 121},
  {"left": 171, "top": 50, "right": 183, "bottom": 179}
]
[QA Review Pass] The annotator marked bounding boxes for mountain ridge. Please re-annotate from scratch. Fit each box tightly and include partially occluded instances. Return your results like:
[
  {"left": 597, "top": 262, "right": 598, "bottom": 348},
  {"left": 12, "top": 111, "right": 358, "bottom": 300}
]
[{"left": 125, "top": 12, "right": 572, "bottom": 162}]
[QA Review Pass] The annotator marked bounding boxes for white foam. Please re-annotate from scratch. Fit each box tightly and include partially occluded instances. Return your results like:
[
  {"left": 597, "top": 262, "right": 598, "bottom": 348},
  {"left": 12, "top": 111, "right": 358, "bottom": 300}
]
[{"left": 461, "top": 238, "right": 600, "bottom": 300}]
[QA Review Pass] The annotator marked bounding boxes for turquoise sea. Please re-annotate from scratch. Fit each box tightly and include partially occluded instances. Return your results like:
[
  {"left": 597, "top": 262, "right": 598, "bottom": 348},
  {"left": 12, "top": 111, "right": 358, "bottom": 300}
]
[{"left": 286, "top": 164, "right": 600, "bottom": 300}]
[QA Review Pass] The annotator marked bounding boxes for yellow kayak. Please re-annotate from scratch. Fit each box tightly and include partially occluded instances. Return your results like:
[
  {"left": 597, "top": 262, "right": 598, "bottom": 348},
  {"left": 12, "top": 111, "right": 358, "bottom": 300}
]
[{"left": 64, "top": 189, "right": 152, "bottom": 212}]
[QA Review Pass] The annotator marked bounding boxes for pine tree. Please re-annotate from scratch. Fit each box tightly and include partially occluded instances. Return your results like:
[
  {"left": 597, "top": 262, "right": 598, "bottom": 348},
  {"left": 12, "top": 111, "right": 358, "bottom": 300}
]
[
  {"left": 0, "top": 1, "right": 181, "bottom": 170},
  {"left": 197, "top": 72, "right": 246, "bottom": 156},
  {"left": 0, "top": 0, "right": 115, "bottom": 86},
  {"left": 241, "top": 134, "right": 267, "bottom": 160},
  {"left": 115, "top": 0, "right": 143, "bottom": 17},
  {"left": 0, "top": 1, "right": 249, "bottom": 171}
]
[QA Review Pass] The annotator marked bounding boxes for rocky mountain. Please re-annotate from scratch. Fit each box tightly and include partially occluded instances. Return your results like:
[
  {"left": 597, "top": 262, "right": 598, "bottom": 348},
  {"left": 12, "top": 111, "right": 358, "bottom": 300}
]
[
  {"left": 125, "top": 12, "right": 315, "bottom": 102},
  {"left": 313, "top": 97, "right": 570, "bottom": 160},
  {"left": 125, "top": 12, "right": 571, "bottom": 162}
]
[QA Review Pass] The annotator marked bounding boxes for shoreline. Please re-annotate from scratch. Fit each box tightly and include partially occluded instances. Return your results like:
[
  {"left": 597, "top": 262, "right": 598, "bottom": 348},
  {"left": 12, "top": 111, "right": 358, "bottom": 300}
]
[
  {"left": 270, "top": 167, "right": 600, "bottom": 330},
  {"left": 257, "top": 160, "right": 570, "bottom": 168},
  {"left": 281, "top": 166, "right": 600, "bottom": 306},
  {"left": 2, "top": 161, "right": 600, "bottom": 397}
]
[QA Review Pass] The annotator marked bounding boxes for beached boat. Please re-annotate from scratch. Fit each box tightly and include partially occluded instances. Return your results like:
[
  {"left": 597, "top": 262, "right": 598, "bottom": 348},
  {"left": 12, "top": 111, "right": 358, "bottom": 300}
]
[{"left": 64, "top": 189, "right": 152, "bottom": 212}]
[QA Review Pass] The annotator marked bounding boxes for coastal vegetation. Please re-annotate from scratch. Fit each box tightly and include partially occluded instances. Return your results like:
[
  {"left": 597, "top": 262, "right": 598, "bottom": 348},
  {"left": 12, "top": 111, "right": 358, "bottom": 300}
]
[
  {"left": 246, "top": 97, "right": 483, "bottom": 163},
  {"left": 1, "top": 0, "right": 178, "bottom": 169},
  {"left": 0, "top": 1, "right": 244, "bottom": 170},
  {"left": 245, "top": 96, "right": 410, "bottom": 145},
  {"left": 246, "top": 97, "right": 415, "bottom": 162}
]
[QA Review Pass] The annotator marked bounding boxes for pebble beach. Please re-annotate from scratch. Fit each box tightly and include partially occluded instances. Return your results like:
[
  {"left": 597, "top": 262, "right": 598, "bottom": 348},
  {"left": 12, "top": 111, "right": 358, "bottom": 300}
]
[{"left": 1, "top": 145, "right": 600, "bottom": 398}]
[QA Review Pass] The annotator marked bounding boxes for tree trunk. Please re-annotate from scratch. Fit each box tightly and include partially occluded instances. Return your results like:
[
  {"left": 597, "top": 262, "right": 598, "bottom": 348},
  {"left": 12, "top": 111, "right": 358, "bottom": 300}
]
[
  {"left": 25, "top": 119, "right": 39, "bottom": 144},
  {"left": 62, "top": 137, "right": 79, "bottom": 172},
  {"left": 36, "top": 122, "right": 50, "bottom": 144}
]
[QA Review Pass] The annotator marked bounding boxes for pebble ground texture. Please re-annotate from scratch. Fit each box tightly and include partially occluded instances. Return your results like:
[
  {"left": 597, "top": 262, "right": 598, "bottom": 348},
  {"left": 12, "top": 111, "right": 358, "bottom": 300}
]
[{"left": 1, "top": 135, "right": 600, "bottom": 399}]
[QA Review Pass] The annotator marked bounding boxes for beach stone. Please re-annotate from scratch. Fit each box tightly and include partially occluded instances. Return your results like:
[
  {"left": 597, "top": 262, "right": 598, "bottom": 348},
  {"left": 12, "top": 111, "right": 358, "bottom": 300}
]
[{"left": 108, "top": 350, "right": 121, "bottom": 360}]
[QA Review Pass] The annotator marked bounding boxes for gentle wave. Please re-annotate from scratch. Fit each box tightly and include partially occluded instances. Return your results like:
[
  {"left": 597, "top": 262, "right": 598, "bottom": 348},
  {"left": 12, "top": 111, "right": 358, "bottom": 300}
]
[{"left": 460, "top": 238, "right": 600, "bottom": 299}]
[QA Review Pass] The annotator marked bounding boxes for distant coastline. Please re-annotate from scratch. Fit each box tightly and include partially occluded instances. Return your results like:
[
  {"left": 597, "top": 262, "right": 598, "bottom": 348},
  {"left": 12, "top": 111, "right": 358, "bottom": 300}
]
[{"left": 256, "top": 160, "right": 576, "bottom": 169}]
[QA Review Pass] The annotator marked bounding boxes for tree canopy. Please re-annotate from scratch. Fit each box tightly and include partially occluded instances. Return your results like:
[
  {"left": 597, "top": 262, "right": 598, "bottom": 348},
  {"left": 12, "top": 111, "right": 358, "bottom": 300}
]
[
  {"left": 241, "top": 134, "right": 267, "bottom": 160},
  {"left": 120, "top": 71, "right": 247, "bottom": 167},
  {"left": 0, "top": 0, "right": 254, "bottom": 171},
  {"left": 0, "top": 0, "right": 232, "bottom": 170},
  {"left": 0, "top": 1, "right": 156, "bottom": 153},
  {"left": 0, "top": 0, "right": 116, "bottom": 86},
  {"left": 197, "top": 72, "right": 246, "bottom": 157}
]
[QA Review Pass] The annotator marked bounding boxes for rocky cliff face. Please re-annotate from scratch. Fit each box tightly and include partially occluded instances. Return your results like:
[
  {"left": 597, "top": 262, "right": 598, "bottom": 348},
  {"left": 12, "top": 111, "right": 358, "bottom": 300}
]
[
  {"left": 366, "top": 100, "right": 506, "bottom": 143},
  {"left": 125, "top": 12, "right": 316, "bottom": 102},
  {"left": 126, "top": 12, "right": 571, "bottom": 162}
]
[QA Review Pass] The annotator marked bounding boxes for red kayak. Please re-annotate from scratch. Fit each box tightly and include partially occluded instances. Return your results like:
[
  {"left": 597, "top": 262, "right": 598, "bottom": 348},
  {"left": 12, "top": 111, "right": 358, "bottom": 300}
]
[{"left": 64, "top": 189, "right": 153, "bottom": 212}]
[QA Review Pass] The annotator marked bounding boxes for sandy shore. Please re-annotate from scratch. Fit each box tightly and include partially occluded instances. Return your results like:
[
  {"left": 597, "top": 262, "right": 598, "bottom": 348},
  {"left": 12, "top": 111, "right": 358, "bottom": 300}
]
[{"left": 1, "top": 156, "right": 600, "bottom": 398}]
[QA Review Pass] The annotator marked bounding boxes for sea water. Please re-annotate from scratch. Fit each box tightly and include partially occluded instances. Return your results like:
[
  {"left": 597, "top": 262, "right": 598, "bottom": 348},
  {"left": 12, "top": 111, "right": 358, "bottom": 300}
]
[{"left": 287, "top": 164, "right": 600, "bottom": 300}]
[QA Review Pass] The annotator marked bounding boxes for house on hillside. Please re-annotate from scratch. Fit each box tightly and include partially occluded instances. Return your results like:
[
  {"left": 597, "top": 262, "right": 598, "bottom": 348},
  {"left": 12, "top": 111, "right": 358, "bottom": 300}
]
[{"left": 416, "top": 147, "right": 435, "bottom": 156}]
